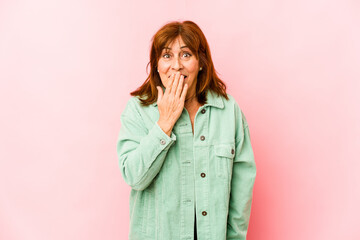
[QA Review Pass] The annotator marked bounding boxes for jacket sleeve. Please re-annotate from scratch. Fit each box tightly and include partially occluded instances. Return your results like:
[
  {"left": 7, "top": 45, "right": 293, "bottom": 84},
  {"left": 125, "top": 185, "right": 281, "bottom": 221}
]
[
  {"left": 227, "top": 107, "right": 257, "bottom": 239},
  {"left": 116, "top": 98, "right": 177, "bottom": 191}
]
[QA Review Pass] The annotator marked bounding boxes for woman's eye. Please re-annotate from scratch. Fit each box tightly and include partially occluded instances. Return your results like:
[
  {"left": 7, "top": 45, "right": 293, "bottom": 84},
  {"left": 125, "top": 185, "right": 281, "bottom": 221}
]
[
  {"left": 182, "top": 52, "right": 191, "bottom": 58},
  {"left": 163, "top": 53, "right": 171, "bottom": 59}
]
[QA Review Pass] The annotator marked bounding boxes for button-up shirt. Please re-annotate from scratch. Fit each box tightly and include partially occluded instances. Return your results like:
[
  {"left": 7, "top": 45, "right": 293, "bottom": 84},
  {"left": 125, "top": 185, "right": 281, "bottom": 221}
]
[{"left": 116, "top": 89, "right": 256, "bottom": 240}]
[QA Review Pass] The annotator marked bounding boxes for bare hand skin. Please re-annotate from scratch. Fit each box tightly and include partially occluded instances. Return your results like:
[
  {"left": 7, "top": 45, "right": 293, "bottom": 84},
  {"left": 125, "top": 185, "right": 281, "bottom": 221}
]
[{"left": 156, "top": 72, "right": 188, "bottom": 136}]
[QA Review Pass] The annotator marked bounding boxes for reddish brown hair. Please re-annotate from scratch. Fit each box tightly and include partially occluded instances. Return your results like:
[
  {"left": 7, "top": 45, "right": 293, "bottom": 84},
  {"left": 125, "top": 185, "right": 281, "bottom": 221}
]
[{"left": 130, "top": 20, "right": 229, "bottom": 106}]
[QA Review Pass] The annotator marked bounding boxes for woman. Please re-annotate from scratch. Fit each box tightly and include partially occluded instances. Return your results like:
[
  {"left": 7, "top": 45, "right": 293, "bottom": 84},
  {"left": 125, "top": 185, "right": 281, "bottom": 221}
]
[{"left": 117, "top": 20, "right": 256, "bottom": 240}]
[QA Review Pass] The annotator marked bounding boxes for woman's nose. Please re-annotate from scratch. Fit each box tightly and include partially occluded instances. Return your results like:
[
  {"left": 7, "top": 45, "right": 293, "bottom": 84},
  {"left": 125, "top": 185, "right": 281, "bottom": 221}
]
[{"left": 171, "top": 57, "right": 183, "bottom": 70}]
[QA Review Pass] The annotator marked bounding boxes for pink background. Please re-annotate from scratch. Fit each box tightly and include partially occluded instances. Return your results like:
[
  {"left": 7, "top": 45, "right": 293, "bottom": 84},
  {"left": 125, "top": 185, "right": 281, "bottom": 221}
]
[{"left": 1, "top": 0, "right": 359, "bottom": 239}]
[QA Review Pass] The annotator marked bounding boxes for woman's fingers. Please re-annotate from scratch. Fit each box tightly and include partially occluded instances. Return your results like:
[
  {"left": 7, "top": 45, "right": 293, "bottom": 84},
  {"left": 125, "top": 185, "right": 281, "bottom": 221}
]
[
  {"left": 157, "top": 73, "right": 187, "bottom": 127},
  {"left": 170, "top": 72, "right": 181, "bottom": 95},
  {"left": 157, "top": 86, "right": 163, "bottom": 102},
  {"left": 175, "top": 75, "right": 184, "bottom": 99},
  {"left": 165, "top": 73, "right": 175, "bottom": 96},
  {"left": 163, "top": 72, "right": 187, "bottom": 106},
  {"left": 180, "top": 83, "right": 188, "bottom": 102}
]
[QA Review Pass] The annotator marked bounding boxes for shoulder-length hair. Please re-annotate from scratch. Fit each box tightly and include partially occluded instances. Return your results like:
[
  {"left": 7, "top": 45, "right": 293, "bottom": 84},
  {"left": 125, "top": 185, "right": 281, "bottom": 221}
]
[{"left": 130, "top": 20, "right": 229, "bottom": 106}]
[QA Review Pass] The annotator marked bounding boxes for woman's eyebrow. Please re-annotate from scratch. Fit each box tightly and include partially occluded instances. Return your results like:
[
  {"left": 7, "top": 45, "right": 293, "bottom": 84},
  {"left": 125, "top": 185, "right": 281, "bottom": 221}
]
[{"left": 163, "top": 45, "right": 189, "bottom": 50}]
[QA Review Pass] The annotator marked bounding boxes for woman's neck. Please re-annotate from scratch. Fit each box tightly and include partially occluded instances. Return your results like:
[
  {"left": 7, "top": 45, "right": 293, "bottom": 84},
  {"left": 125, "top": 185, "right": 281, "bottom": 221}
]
[{"left": 184, "top": 93, "right": 202, "bottom": 111}]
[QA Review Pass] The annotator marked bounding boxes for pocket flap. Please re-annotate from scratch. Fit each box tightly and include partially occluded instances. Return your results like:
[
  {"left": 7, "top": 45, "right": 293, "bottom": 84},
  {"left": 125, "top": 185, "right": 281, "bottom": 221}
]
[{"left": 215, "top": 143, "right": 235, "bottom": 158}]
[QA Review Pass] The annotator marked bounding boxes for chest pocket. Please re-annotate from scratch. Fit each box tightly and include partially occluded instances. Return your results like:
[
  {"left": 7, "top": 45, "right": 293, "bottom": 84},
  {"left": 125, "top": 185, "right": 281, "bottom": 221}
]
[{"left": 214, "top": 143, "right": 235, "bottom": 179}]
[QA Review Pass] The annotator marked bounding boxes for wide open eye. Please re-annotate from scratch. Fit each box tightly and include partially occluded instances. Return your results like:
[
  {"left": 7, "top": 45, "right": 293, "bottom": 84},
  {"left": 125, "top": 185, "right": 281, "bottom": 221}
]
[
  {"left": 182, "top": 52, "right": 191, "bottom": 58},
  {"left": 162, "top": 53, "right": 171, "bottom": 59}
]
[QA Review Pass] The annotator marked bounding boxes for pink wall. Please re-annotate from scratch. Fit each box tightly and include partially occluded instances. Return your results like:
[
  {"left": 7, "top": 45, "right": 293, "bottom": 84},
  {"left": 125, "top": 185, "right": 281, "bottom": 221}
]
[{"left": 1, "top": 0, "right": 359, "bottom": 239}]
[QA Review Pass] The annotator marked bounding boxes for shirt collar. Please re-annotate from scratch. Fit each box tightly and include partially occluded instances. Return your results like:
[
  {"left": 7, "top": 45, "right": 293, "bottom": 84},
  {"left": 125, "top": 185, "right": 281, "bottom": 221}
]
[
  {"left": 152, "top": 88, "right": 224, "bottom": 109},
  {"left": 203, "top": 89, "right": 225, "bottom": 108}
]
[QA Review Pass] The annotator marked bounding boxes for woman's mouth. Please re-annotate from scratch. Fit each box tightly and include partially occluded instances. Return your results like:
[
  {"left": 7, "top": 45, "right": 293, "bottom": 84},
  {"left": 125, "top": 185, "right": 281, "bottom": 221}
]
[{"left": 168, "top": 74, "right": 188, "bottom": 79}]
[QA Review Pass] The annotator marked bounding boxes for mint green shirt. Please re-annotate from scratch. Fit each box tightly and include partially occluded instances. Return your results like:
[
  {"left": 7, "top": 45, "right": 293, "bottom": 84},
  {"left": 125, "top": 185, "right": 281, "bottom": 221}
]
[{"left": 116, "top": 90, "right": 256, "bottom": 240}]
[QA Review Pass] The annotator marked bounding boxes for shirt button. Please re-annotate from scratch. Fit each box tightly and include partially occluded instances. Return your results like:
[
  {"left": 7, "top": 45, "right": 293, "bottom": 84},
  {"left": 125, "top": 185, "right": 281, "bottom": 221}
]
[
  {"left": 231, "top": 149, "right": 235, "bottom": 154},
  {"left": 160, "top": 139, "right": 166, "bottom": 145},
  {"left": 200, "top": 136, "right": 205, "bottom": 141},
  {"left": 200, "top": 173, "right": 206, "bottom": 178},
  {"left": 201, "top": 109, "right": 206, "bottom": 114},
  {"left": 202, "top": 211, "right": 207, "bottom": 216}
]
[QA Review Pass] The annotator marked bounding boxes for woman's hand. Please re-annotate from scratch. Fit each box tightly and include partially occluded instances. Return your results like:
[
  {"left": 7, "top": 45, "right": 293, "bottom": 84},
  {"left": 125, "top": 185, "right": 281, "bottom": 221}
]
[{"left": 156, "top": 72, "right": 188, "bottom": 136}]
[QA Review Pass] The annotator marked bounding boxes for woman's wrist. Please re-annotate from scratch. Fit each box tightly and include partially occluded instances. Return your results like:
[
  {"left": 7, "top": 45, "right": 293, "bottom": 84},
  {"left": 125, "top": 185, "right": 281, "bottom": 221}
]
[{"left": 157, "top": 119, "right": 173, "bottom": 137}]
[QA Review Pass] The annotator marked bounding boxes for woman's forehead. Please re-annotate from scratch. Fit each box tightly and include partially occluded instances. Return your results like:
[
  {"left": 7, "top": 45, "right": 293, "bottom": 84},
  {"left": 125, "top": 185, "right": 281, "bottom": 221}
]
[{"left": 162, "top": 37, "right": 196, "bottom": 53}]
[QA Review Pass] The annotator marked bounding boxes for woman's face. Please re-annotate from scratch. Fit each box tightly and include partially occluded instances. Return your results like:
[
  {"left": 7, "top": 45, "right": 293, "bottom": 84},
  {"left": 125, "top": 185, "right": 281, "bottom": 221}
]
[{"left": 157, "top": 36, "right": 200, "bottom": 96}]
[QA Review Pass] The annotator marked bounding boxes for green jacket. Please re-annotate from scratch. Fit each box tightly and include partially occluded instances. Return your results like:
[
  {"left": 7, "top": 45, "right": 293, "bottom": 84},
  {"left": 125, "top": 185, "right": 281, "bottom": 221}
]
[{"left": 117, "top": 89, "right": 256, "bottom": 240}]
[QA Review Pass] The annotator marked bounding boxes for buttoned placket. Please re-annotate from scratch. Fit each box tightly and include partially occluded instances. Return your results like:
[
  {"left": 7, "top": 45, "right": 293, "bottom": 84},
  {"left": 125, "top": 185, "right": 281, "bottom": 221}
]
[
  {"left": 172, "top": 107, "right": 192, "bottom": 239},
  {"left": 173, "top": 104, "right": 210, "bottom": 240},
  {"left": 193, "top": 105, "right": 211, "bottom": 240}
]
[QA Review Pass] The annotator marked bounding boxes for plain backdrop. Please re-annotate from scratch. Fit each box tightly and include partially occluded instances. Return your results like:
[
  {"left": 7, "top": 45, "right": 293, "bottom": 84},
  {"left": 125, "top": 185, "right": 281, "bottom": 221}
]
[{"left": 1, "top": 0, "right": 359, "bottom": 239}]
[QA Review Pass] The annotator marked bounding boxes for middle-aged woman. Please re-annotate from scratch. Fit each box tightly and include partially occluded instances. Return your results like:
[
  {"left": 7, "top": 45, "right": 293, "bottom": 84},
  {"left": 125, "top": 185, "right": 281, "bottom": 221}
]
[{"left": 117, "top": 20, "right": 256, "bottom": 240}]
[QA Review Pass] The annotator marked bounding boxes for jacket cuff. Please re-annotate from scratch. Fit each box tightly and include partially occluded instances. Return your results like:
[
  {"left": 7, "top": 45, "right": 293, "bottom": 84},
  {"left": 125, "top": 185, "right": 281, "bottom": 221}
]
[{"left": 151, "top": 122, "right": 177, "bottom": 151}]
